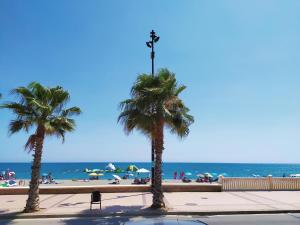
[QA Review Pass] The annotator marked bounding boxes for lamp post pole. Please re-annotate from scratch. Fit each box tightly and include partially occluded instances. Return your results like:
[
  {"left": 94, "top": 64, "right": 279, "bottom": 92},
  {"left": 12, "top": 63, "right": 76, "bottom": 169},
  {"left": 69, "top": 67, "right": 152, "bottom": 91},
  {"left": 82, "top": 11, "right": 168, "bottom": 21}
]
[{"left": 146, "top": 30, "right": 160, "bottom": 189}]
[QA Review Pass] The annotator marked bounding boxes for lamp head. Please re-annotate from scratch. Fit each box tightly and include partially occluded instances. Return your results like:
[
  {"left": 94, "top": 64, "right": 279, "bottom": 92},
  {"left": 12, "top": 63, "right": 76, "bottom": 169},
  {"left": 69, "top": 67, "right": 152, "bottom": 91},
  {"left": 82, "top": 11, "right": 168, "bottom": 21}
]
[
  {"left": 154, "top": 36, "right": 160, "bottom": 43},
  {"left": 146, "top": 41, "right": 152, "bottom": 48}
]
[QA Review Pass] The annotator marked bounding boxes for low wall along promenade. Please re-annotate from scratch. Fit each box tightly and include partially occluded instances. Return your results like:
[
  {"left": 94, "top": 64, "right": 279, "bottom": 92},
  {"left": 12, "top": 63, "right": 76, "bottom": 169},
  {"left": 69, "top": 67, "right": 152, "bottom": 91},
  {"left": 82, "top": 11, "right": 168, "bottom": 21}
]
[
  {"left": 1, "top": 177, "right": 300, "bottom": 195},
  {"left": 0, "top": 183, "right": 222, "bottom": 195}
]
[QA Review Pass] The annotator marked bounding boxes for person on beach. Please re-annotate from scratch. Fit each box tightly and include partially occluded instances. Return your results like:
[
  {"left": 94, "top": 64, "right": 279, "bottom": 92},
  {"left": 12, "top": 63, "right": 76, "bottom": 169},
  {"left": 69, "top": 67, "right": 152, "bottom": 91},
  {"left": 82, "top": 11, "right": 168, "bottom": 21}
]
[
  {"left": 174, "top": 171, "right": 177, "bottom": 180},
  {"left": 18, "top": 179, "right": 25, "bottom": 186},
  {"left": 180, "top": 171, "right": 185, "bottom": 179}
]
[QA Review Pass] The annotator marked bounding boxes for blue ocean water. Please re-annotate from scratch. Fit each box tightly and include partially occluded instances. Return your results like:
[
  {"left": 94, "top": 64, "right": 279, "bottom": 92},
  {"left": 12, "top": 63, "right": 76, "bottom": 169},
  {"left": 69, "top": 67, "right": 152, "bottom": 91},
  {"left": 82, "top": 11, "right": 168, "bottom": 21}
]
[{"left": 1, "top": 162, "right": 300, "bottom": 180}]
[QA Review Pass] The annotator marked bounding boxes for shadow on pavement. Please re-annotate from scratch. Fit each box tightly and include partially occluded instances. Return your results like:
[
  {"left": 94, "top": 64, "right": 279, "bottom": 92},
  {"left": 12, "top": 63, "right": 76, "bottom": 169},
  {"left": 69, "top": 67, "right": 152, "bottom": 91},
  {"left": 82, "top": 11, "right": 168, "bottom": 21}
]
[
  {"left": 101, "top": 193, "right": 147, "bottom": 201},
  {"left": 101, "top": 205, "right": 146, "bottom": 213},
  {"left": 60, "top": 206, "right": 166, "bottom": 225},
  {"left": 61, "top": 216, "right": 131, "bottom": 225},
  {"left": 0, "top": 212, "right": 23, "bottom": 225}
]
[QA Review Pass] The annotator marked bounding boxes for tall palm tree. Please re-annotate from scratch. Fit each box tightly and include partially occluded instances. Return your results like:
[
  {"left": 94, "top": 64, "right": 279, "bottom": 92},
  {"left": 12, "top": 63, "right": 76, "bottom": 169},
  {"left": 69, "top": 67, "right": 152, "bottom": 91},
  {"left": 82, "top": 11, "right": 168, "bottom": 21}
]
[
  {"left": 118, "top": 69, "right": 194, "bottom": 208},
  {"left": 1, "top": 82, "right": 81, "bottom": 212}
]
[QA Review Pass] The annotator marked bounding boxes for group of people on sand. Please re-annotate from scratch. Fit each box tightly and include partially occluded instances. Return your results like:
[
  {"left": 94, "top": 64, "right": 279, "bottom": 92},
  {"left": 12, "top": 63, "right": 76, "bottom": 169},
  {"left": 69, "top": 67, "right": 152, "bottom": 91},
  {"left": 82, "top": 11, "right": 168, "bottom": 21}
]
[
  {"left": 40, "top": 172, "right": 56, "bottom": 184},
  {"left": 0, "top": 169, "right": 16, "bottom": 180},
  {"left": 0, "top": 169, "right": 19, "bottom": 187},
  {"left": 174, "top": 171, "right": 218, "bottom": 183},
  {"left": 133, "top": 177, "right": 150, "bottom": 185},
  {"left": 173, "top": 171, "right": 185, "bottom": 180}
]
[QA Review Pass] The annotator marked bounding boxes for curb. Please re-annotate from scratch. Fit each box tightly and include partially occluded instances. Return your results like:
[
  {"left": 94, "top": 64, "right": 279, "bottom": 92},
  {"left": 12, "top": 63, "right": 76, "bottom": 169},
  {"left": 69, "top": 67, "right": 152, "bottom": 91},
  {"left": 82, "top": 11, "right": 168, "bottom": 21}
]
[{"left": 1, "top": 209, "right": 300, "bottom": 220}]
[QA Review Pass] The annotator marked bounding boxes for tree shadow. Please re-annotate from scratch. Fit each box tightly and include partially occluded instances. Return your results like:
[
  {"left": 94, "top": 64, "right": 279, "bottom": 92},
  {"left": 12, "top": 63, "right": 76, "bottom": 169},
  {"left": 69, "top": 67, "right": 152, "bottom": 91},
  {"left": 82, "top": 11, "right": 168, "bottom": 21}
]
[
  {"left": 60, "top": 215, "right": 131, "bottom": 225},
  {"left": 0, "top": 211, "right": 8, "bottom": 214},
  {"left": 101, "top": 205, "right": 146, "bottom": 213},
  {"left": 59, "top": 208, "right": 133, "bottom": 225},
  {"left": 0, "top": 211, "right": 23, "bottom": 225},
  {"left": 59, "top": 202, "right": 86, "bottom": 207},
  {"left": 60, "top": 214, "right": 205, "bottom": 225},
  {"left": 102, "top": 193, "right": 147, "bottom": 201},
  {"left": 59, "top": 205, "right": 167, "bottom": 225},
  {"left": 60, "top": 211, "right": 176, "bottom": 225}
]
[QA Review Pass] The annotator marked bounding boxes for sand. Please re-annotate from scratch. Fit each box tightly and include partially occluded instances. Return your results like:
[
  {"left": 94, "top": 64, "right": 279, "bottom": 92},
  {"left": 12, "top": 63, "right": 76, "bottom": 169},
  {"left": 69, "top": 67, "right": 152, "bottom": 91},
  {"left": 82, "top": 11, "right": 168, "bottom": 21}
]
[{"left": 1, "top": 179, "right": 208, "bottom": 187}]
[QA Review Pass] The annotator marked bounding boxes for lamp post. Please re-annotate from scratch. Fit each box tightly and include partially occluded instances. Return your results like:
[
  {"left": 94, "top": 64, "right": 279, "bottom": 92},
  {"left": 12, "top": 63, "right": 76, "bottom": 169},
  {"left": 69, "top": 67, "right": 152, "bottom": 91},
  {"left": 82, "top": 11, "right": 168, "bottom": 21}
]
[
  {"left": 146, "top": 30, "right": 160, "bottom": 76},
  {"left": 146, "top": 30, "right": 160, "bottom": 188}
]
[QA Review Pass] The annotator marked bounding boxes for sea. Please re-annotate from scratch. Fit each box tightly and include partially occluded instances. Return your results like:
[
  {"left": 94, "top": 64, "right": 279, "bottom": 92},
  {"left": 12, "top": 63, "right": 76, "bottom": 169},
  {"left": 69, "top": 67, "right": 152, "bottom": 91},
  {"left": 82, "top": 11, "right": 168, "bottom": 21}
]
[{"left": 1, "top": 162, "right": 300, "bottom": 180}]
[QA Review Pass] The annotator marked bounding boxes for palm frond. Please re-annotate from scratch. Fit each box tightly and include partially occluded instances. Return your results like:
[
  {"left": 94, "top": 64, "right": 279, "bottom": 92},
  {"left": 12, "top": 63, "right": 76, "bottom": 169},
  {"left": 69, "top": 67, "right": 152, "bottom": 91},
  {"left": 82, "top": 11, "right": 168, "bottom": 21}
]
[
  {"left": 50, "top": 86, "right": 70, "bottom": 112},
  {"left": 3, "top": 82, "right": 81, "bottom": 151},
  {"left": 118, "top": 68, "right": 193, "bottom": 140},
  {"left": 8, "top": 119, "right": 32, "bottom": 134},
  {"left": 25, "top": 134, "right": 37, "bottom": 152},
  {"left": 61, "top": 107, "right": 81, "bottom": 117}
]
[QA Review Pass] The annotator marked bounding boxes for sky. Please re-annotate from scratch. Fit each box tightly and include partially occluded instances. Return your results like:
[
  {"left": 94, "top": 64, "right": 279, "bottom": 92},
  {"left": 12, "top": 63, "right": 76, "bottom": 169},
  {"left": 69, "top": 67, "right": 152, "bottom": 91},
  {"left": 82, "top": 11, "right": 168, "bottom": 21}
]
[{"left": 1, "top": 0, "right": 300, "bottom": 163}]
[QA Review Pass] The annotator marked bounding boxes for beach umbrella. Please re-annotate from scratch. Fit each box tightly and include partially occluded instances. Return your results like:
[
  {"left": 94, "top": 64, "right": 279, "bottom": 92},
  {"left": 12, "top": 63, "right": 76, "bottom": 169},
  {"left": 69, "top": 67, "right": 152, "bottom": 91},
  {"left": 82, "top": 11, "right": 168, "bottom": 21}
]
[
  {"left": 84, "top": 168, "right": 92, "bottom": 173},
  {"left": 89, "top": 173, "right": 98, "bottom": 176},
  {"left": 197, "top": 174, "right": 205, "bottom": 178},
  {"left": 112, "top": 174, "right": 122, "bottom": 181},
  {"left": 185, "top": 172, "right": 192, "bottom": 176},
  {"left": 6, "top": 180, "right": 16, "bottom": 187},
  {"left": 136, "top": 168, "right": 150, "bottom": 173},
  {"left": 114, "top": 168, "right": 124, "bottom": 173},
  {"left": 204, "top": 172, "right": 213, "bottom": 178},
  {"left": 105, "top": 163, "right": 116, "bottom": 171},
  {"left": 127, "top": 165, "right": 139, "bottom": 172}
]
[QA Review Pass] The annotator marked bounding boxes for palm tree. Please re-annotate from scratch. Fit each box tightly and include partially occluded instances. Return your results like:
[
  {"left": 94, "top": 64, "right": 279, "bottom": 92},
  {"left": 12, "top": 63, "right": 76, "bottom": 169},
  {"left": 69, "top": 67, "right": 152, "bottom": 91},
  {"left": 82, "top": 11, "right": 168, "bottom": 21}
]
[
  {"left": 1, "top": 82, "right": 81, "bottom": 212},
  {"left": 118, "top": 68, "right": 194, "bottom": 208}
]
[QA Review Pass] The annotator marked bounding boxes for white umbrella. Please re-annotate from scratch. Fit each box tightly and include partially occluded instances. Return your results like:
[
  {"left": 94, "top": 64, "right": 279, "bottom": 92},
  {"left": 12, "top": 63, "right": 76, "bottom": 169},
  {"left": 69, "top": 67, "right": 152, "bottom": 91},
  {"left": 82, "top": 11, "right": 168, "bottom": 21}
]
[
  {"left": 112, "top": 174, "right": 122, "bottom": 181},
  {"left": 204, "top": 172, "right": 213, "bottom": 178},
  {"left": 185, "top": 172, "right": 192, "bottom": 176},
  {"left": 136, "top": 168, "right": 150, "bottom": 173},
  {"left": 105, "top": 163, "right": 116, "bottom": 171}
]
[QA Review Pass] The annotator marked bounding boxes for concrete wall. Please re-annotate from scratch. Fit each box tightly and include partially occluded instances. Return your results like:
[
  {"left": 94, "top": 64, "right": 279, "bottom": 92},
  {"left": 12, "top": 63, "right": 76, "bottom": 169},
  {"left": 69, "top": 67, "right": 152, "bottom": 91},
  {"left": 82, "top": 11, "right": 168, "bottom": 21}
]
[{"left": 0, "top": 184, "right": 221, "bottom": 195}]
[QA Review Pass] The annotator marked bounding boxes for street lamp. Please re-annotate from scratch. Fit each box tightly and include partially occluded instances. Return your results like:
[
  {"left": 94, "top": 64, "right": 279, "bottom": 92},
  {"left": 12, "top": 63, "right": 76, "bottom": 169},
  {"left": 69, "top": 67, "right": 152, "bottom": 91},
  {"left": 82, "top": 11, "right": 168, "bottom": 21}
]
[
  {"left": 146, "top": 30, "right": 160, "bottom": 76},
  {"left": 146, "top": 30, "right": 159, "bottom": 188}
]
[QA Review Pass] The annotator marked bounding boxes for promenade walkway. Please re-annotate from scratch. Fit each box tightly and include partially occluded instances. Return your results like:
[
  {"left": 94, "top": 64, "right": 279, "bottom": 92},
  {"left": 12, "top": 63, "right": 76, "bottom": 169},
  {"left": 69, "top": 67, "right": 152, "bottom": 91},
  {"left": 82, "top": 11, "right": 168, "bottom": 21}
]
[{"left": 1, "top": 191, "right": 300, "bottom": 217}]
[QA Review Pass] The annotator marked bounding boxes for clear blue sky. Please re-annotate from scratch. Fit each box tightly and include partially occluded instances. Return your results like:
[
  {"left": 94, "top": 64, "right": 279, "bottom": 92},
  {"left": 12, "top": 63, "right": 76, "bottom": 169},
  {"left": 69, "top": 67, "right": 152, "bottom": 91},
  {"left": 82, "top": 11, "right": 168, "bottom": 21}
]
[{"left": 1, "top": 0, "right": 300, "bottom": 163}]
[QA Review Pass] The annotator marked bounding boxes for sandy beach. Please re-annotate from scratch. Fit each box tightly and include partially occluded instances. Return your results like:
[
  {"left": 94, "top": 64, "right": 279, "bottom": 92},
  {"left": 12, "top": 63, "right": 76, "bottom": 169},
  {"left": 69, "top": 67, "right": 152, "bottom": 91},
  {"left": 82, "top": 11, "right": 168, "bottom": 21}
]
[{"left": 1, "top": 179, "right": 213, "bottom": 187}]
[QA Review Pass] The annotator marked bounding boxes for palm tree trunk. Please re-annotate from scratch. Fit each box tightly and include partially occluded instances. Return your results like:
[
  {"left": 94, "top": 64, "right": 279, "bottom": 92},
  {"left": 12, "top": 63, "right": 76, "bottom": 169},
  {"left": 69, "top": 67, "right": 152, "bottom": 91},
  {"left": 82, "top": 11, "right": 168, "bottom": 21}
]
[
  {"left": 151, "top": 120, "right": 165, "bottom": 208},
  {"left": 24, "top": 125, "right": 45, "bottom": 213},
  {"left": 151, "top": 139, "right": 155, "bottom": 192}
]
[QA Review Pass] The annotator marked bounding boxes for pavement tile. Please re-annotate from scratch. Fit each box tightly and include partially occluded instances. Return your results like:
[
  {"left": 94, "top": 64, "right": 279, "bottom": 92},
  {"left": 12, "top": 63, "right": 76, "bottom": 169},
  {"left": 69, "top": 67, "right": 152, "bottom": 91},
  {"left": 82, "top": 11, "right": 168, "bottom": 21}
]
[{"left": 1, "top": 191, "right": 300, "bottom": 217}]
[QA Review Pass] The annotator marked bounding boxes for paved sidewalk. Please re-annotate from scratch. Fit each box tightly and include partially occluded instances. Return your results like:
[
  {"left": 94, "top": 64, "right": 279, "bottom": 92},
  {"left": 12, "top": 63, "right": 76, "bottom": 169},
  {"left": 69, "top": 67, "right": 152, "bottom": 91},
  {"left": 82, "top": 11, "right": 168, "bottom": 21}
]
[{"left": 1, "top": 191, "right": 300, "bottom": 218}]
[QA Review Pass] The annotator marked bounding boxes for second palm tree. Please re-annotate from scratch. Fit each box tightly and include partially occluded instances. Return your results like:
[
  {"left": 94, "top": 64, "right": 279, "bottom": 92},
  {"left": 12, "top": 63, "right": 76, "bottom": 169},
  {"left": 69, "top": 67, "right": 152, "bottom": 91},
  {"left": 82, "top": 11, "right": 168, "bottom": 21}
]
[{"left": 118, "top": 68, "right": 194, "bottom": 208}]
